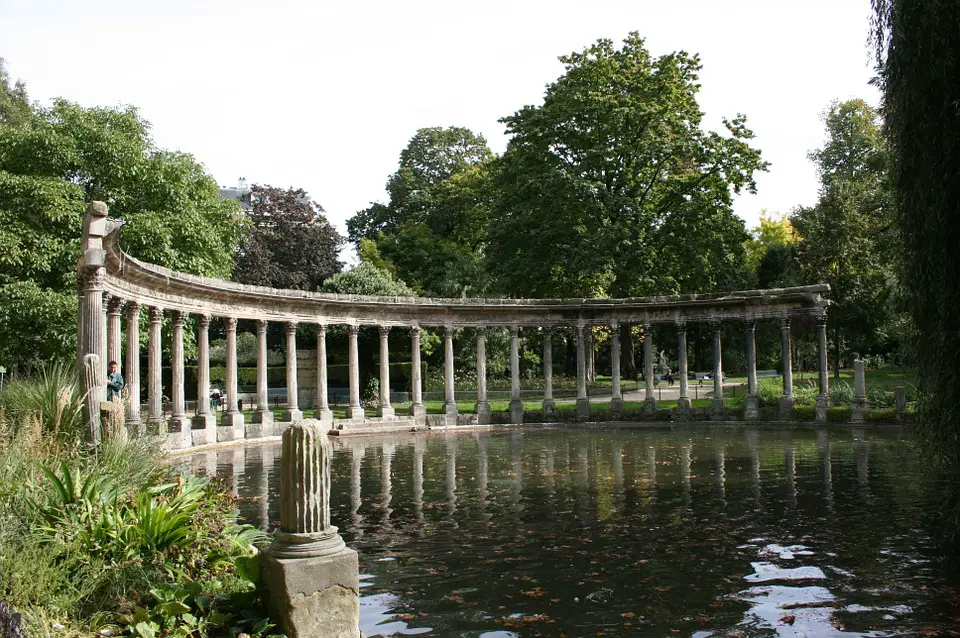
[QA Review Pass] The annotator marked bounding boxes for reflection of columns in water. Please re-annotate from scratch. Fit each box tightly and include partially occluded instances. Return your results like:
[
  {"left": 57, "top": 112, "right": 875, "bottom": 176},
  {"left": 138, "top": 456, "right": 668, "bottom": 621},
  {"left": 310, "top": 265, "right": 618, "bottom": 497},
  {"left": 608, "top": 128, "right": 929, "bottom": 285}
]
[
  {"left": 715, "top": 445, "right": 726, "bottom": 503},
  {"left": 475, "top": 434, "right": 490, "bottom": 521},
  {"left": 784, "top": 436, "right": 797, "bottom": 508},
  {"left": 380, "top": 443, "right": 395, "bottom": 529},
  {"left": 412, "top": 439, "right": 425, "bottom": 526},
  {"left": 746, "top": 429, "right": 761, "bottom": 504},
  {"left": 544, "top": 446, "right": 556, "bottom": 500},
  {"left": 445, "top": 437, "right": 458, "bottom": 523},
  {"left": 350, "top": 445, "right": 365, "bottom": 534},
  {"left": 217, "top": 448, "right": 242, "bottom": 498},
  {"left": 511, "top": 431, "right": 524, "bottom": 513},
  {"left": 612, "top": 440, "right": 623, "bottom": 500},
  {"left": 817, "top": 429, "right": 833, "bottom": 509},
  {"left": 244, "top": 446, "right": 269, "bottom": 531},
  {"left": 681, "top": 443, "right": 692, "bottom": 507},
  {"left": 854, "top": 429, "right": 870, "bottom": 489},
  {"left": 646, "top": 445, "right": 658, "bottom": 500}
]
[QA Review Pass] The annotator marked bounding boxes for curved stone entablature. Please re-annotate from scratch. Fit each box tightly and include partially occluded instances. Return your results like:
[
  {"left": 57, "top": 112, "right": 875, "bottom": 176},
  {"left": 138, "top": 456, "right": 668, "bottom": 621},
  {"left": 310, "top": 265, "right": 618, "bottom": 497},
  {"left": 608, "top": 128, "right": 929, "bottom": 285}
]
[
  {"left": 76, "top": 201, "right": 835, "bottom": 449},
  {"left": 102, "top": 223, "right": 828, "bottom": 327}
]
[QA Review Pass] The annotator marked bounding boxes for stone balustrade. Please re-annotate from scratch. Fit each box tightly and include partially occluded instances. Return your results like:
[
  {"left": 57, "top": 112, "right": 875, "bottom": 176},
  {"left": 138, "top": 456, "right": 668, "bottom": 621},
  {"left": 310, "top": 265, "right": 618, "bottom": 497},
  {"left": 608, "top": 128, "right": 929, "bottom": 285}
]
[{"left": 76, "top": 202, "right": 834, "bottom": 447}]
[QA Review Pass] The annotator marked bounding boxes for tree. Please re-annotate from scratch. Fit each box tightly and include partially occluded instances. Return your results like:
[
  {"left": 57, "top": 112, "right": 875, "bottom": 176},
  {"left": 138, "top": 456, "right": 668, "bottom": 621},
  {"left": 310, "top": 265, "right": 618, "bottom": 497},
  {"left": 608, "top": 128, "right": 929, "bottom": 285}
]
[
  {"left": 872, "top": 0, "right": 960, "bottom": 539},
  {"left": 233, "top": 184, "right": 344, "bottom": 290},
  {"left": 791, "top": 99, "right": 895, "bottom": 375},
  {"left": 744, "top": 212, "right": 800, "bottom": 289},
  {"left": 486, "top": 33, "right": 766, "bottom": 300},
  {"left": 347, "top": 127, "right": 495, "bottom": 296},
  {"left": 321, "top": 262, "right": 417, "bottom": 297},
  {"left": 0, "top": 58, "right": 30, "bottom": 125},
  {"left": 0, "top": 83, "right": 245, "bottom": 369}
]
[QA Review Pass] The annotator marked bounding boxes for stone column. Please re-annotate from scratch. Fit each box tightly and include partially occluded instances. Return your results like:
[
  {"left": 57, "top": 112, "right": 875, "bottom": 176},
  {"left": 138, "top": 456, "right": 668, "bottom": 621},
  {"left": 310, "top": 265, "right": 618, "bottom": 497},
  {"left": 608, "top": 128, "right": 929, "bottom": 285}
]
[
  {"left": 220, "top": 317, "right": 244, "bottom": 435},
  {"left": 610, "top": 321, "right": 624, "bottom": 417},
  {"left": 106, "top": 296, "right": 123, "bottom": 371},
  {"left": 345, "top": 325, "right": 363, "bottom": 421},
  {"left": 677, "top": 322, "right": 691, "bottom": 416},
  {"left": 192, "top": 314, "right": 216, "bottom": 443},
  {"left": 252, "top": 319, "right": 274, "bottom": 429},
  {"left": 852, "top": 357, "right": 868, "bottom": 423},
  {"left": 146, "top": 306, "right": 164, "bottom": 434},
  {"left": 509, "top": 325, "right": 524, "bottom": 424},
  {"left": 643, "top": 321, "right": 657, "bottom": 414},
  {"left": 314, "top": 324, "right": 333, "bottom": 424},
  {"left": 542, "top": 329, "right": 556, "bottom": 417},
  {"left": 262, "top": 422, "right": 360, "bottom": 638},
  {"left": 475, "top": 329, "right": 491, "bottom": 424},
  {"left": 377, "top": 326, "right": 395, "bottom": 420},
  {"left": 409, "top": 326, "right": 426, "bottom": 424},
  {"left": 168, "top": 311, "right": 190, "bottom": 446},
  {"left": 282, "top": 322, "right": 303, "bottom": 423},
  {"left": 745, "top": 321, "right": 759, "bottom": 420},
  {"left": 576, "top": 323, "right": 590, "bottom": 421},
  {"left": 77, "top": 201, "right": 109, "bottom": 444},
  {"left": 442, "top": 326, "right": 458, "bottom": 424},
  {"left": 779, "top": 317, "right": 794, "bottom": 420},
  {"left": 711, "top": 320, "right": 725, "bottom": 417},
  {"left": 125, "top": 302, "right": 142, "bottom": 434},
  {"left": 815, "top": 314, "right": 830, "bottom": 422}
]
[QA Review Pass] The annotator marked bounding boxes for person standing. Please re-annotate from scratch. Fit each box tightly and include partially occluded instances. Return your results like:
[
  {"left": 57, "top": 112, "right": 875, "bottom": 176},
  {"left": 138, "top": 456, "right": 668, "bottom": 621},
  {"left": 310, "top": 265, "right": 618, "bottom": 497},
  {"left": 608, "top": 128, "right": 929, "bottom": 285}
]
[{"left": 106, "top": 360, "right": 124, "bottom": 402}]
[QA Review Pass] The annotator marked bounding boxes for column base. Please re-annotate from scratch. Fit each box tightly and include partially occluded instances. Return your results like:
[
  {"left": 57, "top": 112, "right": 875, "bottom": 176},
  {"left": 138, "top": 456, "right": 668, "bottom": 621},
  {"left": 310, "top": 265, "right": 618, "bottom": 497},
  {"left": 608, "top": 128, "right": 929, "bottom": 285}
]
[
  {"left": 145, "top": 417, "right": 165, "bottom": 436},
  {"left": 219, "top": 411, "right": 244, "bottom": 441},
  {"left": 262, "top": 540, "right": 360, "bottom": 638},
  {"left": 644, "top": 397, "right": 658, "bottom": 416},
  {"left": 344, "top": 405, "right": 365, "bottom": 421},
  {"left": 576, "top": 398, "right": 591, "bottom": 422},
  {"left": 610, "top": 397, "right": 624, "bottom": 419},
  {"left": 542, "top": 398, "right": 556, "bottom": 418},
  {"left": 125, "top": 418, "right": 143, "bottom": 439},
  {"left": 409, "top": 403, "right": 426, "bottom": 425},
  {"left": 314, "top": 407, "right": 334, "bottom": 425},
  {"left": 191, "top": 413, "right": 216, "bottom": 446},
  {"left": 509, "top": 399, "right": 524, "bottom": 425},
  {"left": 252, "top": 409, "right": 275, "bottom": 425},
  {"left": 815, "top": 395, "right": 829, "bottom": 422},
  {"left": 677, "top": 397, "right": 691, "bottom": 419},
  {"left": 744, "top": 395, "right": 760, "bottom": 421},
  {"left": 778, "top": 396, "right": 794, "bottom": 421},
  {"left": 281, "top": 408, "right": 304, "bottom": 423},
  {"left": 167, "top": 416, "right": 191, "bottom": 449},
  {"left": 475, "top": 401, "right": 491, "bottom": 425},
  {"left": 852, "top": 398, "right": 868, "bottom": 424},
  {"left": 376, "top": 405, "right": 396, "bottom": 420},
  {"left": 711, "top": 398, "right": 725, "bottom": 419},
  {"left": 442, "top": 402, "right": 459, "bottom": 425}
]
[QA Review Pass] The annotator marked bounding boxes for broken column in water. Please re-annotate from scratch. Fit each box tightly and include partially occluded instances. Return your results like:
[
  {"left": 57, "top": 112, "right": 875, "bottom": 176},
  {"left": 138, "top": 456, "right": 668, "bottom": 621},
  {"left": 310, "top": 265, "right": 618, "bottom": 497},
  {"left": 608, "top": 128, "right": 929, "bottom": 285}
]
[
  {"left": 852, "top": 357, "right": 868, "bottom": 423},
  {"left": 262, "top": 422, "right": 360, "bottom": 638}
]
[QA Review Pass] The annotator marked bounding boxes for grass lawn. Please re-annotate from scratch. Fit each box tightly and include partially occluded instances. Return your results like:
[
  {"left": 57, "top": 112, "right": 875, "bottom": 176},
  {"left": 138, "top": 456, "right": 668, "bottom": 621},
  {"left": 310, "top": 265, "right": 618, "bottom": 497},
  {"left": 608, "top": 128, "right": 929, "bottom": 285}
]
[{"left": 722, "top": 367, "right": 916, "bottom": 390}]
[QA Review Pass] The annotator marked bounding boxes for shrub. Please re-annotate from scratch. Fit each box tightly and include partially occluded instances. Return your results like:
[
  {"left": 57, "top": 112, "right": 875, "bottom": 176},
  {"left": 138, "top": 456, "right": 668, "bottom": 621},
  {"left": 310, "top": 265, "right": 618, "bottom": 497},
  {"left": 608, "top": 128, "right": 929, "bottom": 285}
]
[
  {"left": 830, "top": 380, "right": 854, "bottom": 406},
  {"left": 0, "top": 362, "right": 84, "bottom": 442},
  {"left": 757, "top": 377, "right": 782, "bottom": 407},
  {"left": 792, "top": 380, "right": 819, "bottom": 406},
  {"left": 792, "top": 405, "right": 816, "bottom": 421},
  {"left": 868, "top": 385, "right": 895, "bottom": 409},
  {"left": 827, "top": 406, "right": 852, "bottom": 422},
  {"left": 866, "top": 407, "right": 901, "bottom": 423}
]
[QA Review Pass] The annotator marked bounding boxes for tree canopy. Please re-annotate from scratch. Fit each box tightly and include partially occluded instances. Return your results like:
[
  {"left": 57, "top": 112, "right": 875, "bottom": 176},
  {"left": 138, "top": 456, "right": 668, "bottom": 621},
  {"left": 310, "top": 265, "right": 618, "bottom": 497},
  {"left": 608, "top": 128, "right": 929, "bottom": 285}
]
[{"left": 233, "top": 184, "right": 344, "bottom": 290}]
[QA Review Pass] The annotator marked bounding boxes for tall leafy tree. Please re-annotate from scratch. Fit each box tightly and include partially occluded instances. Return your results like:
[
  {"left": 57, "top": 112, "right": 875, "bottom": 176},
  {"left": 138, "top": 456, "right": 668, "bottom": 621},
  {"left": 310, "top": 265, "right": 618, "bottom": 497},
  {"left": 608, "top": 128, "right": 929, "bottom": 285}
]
[
  {"left": 0, "top": 78, "right": 245, "bottom": 369},
  {"left": 233, "top": 184, "right": 344, "bottom": 290},
  {"left": 872, "top": 0, "right": 960, "bottom": 539},
  {"left": 791, "top": 99, "right": 895, "bottom": 374},
  {"left": 348, "top": 127, "right": 495, "bottom": 296},
  {"left": 486, "top": 33, "right": 766, "bottom": 300},
  {"left": 0, "top": 58, "right": 30, "bottom": 125}
]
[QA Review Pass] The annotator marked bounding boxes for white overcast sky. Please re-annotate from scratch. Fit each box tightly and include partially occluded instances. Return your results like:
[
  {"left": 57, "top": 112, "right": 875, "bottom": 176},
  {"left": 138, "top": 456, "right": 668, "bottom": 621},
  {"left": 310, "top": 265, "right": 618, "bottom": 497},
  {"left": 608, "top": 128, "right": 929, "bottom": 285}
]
[{"left": 1, "top": 0, "right": 878, "bottom": 261}]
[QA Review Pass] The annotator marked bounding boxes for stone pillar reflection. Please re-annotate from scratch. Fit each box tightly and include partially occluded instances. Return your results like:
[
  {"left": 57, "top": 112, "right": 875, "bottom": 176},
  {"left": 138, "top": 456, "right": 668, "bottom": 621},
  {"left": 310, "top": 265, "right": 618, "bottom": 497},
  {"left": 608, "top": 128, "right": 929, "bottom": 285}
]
[
  {"left": 542, "top": 329, "right": 556, "bottom": 417},
  {"left": 475, "top": 329, "right": 491, "bottom": 424},
  {"left": 815, "top": 314, "right": 830, "bottom": 422},
  {"left": 146, "top": 306, "right": 164, "bottom": 434},
  {"left": 409, "top": 326, "right": 426, "bottom": 423},
  {"left": 350, "top": 445, "right": 365, "bottom": 535},
  {"left": 314, "top": 324, "right": 333, "bottom": 424},
  {"left": 192, "top": 314, "right": 216, "bottom": 442},
  {"left": 377, "top": 326, "right": 395, "bottom": 419},
  {"left": 125, "top": 302, "right": 142, "bottom": 433},
  {"left": 107, "top": 296, "right": 123, "bottom": 371},
  {"left": 442, "top": 326, "right": 458, "bottom": 424},
  {"left": 646, "top": 444, "right": 658, "bottom": 503},
  {"left": 715, "top": 445, "right": 726, "bottom": 503},
  {"left": 711, "top": 321, "right": 724, "bottom": 416},
  {"left": 610, "top": 322, "right": 624, "bottom": 417},
  {"left": 779, "top": 317, "right": 793, "bottom": 420},
  {"left": 745, "top": 320, "right": 759, "bottom": 420},
  {"left": 575, "top": 323, "right": 590, "bottom": 421},
  {"left": 345, "top": 325, "right": 363, "bottom": 420},
  {"left": 220, "top": 317, "right": 244, "bottom": 434},
  {"left": 282, "top": 322, "right": 303, "bottom": 422},
  {"left": 677, "top": 322, "right": 690, "bottom": 415},
  {"left": 253, "top": 319, "right": 274, "bottom": 428},
  {"left": 413, "top": 439, "right": 425, "bottom": 526},
  {"left": 681, "top": 443, "right": 692, "bottom": 507},
  {"left": 643, "top": 321, "right": 656, "bottom": 413},
  {"left": 785, "top": 437, "right": 797, "bottom": 508},
  {"left": 380, "top": 442, "right": 394, "bottom": 529},
  {"left": 169, "top": 311, "right": 190, "bottom": 444},
  {"left": 509, "top": 325, "right": 523, "bottom": 424},
  {"left": 445, "top": 437, "right": 458, "bottom": 525},
  {"left": 818, "top": 429, "right": 833, "bottom": 510},
  {"left": 477, "top": 434, "right": 490, "bottom": 521}
]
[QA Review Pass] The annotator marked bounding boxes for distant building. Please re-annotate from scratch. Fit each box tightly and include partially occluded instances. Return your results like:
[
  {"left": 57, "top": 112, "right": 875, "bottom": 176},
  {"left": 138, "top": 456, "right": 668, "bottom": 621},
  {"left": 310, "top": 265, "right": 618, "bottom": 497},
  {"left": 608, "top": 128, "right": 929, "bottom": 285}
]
[{"left": 220, "top": 177, "right": 253, "bottom": 212}]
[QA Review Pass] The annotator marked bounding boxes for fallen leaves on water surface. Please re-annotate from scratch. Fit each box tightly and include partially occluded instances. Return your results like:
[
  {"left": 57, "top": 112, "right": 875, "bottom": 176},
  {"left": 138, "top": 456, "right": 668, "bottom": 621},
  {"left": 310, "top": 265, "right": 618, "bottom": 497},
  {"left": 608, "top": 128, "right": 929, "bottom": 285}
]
[
  {"left": 498, "top": 614, "right": 556, "bottom": 629},
  {"left": 779, "top": 614, "right": 796, "bottom": 625},
  {"left": 522, "top": 587, "right": 546, "bottom": 598}
]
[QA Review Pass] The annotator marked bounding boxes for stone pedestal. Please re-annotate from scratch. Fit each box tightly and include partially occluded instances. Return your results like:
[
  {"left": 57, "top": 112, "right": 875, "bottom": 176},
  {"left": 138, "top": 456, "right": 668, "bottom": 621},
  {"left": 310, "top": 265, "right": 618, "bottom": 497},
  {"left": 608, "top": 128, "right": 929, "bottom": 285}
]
[
  {"left": 852, "top": 358, "right": 868, "bottom": 423},
  {"left": 409, "top": 402, "right": 426, "bottom": 425},
  {"left": 509, "top": 399, "right": 524, "bottom": 425},
  {"left": 610, "top": 397, "right": 624, "bottom": 419},
  {"left": 542, "top": 398, "right": 556, "bottom": 419},
  {"left": 644, "top": 396, "right": 657, "bottom": 417},
  {"left": 252, "top": 409, "right": 275, "bottom": 427},
  {"left": 815, "top": 394, "right": 829, "bottom": 422},
  {"left": 218, "top": 412, "right": 244, "bottom": 441},
  {"left": 711, "top": 398, "right": 725, "bottom": 420},
  {"left": 476, "top": 401, "right": 491, "bottom": 425},
  {"left": 576, "top": 398, "right": 590, "bottom": 422},
  {"left": 744, "top": 395, "right": 759, "bottom": 421},
  {"left": 281, "top": 408, "right": 304, "bottom": 423},
  {"left": 315, "top": 407, "right": 334, "bottom": 425},
  {"left": 376, "top": 405, "right": 396, "bottom": 420},
  {"left": 191, "top": 413, "right": 217, "bottom": 446},
  {"left": 441, "top": 402, "right": 458, "bottom": 426},
  {"left": 894, "top": 386, "right": 906, "bottom": 412},
  {"left": 778, "top": 396, "right": 794, "bottom": 421},
  {"left": 677, "top": 397, "right": 691, "bottom": 420}
]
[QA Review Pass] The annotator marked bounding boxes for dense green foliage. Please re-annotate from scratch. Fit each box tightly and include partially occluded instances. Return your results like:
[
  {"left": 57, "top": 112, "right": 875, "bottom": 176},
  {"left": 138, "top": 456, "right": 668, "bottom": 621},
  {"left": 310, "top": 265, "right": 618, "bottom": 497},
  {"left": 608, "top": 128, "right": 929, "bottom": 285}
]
[
  {"left": 872, "top": 0, "right": 960, "bottom": 540},
  {"left": 233, "top": 184, "right": 343, "bottom": 291}
]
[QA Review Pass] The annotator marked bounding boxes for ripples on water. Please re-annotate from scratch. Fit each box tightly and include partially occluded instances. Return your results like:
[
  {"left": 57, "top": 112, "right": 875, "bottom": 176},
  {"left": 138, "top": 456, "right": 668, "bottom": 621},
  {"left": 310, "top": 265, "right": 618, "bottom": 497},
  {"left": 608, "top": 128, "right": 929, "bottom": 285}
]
[{"left": 176, "top": 425, "right": 955, "bottom": 637}]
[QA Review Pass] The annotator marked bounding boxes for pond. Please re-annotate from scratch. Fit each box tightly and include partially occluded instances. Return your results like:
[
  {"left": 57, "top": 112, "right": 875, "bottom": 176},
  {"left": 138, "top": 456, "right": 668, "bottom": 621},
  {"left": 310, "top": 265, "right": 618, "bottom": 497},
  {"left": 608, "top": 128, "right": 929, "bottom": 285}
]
[{"left": 176, "top": 425, "right": 956, "bottom": 637}]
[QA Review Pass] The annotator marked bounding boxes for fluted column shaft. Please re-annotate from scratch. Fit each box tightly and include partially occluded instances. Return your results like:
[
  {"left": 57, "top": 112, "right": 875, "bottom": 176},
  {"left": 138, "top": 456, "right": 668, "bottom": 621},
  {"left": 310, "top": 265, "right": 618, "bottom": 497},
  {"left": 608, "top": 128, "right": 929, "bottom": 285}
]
[
  {"left": 107, "top": 297, "right": 123, "bottom": 368},
  {"left": 643, "top": 322, "right": 655, "bottom": 400},
  {"left": 280, "top": 423, "right": 332, "bottom": 533},
  {"left": 677, "top": 323, "right": 689, "bottom": 404},
  {"left": 576, "top": 325, "right": 587, "bottom": 400},
  {"left": 282, "top": 322, "right": 303, "bottom": 422},
  {"left": 377, "top": 326, "right": 395, "bottom": 419},
  {"left": 817, "top": 315, "right": 829, "bottom": 397},
  {"left": 346, "top": 325, "right": 362, "bottom": 419},
  {"left": 315, "top": 325, "right": 332, "bottom": 422},
  {"left": 80, "top": 270, "right": 107, "bottom": 442},
  {"left": 224, "top": 317, "right": 239, "bottom": 417},
  {"left": 256, "top": 320, "right": 269, "bottom": 411},
  {"left": 476, "top": 329, "right": 490, "bottom": 423},
  {"left": 410, "top": 326, "right": 425, "bottom": 422},
  {"left": 747, "top": 321, "right": 758, "bottom": 396},
  {"left": 442, "top": 326, "right": 458, "bottom": 421},
  {"left": 125, "top": 303, "right": 141, "bottom": 428},
  {"left": 147, "top": 307, "right": 164, "bottom": 431},
  {"left": 712, "top": 321, "right": 724, "bottom": 411},
  {"left": 195, "top": 316, "right": 211, "bottom": 416},
  {"left": 611, "top": 322, "right": 622, "bottom": 400},
  {"left": 509, "top": 326, "right": 521, "bottom": 402},
  {"left": 543, "top": 329, "right": 554, "bottom": 406},
  {"left": 169, "top": 311, "right": 189, "bottom": 439},
  {"left": 781, "top": 318, "right": 793, "bottom": 397}
]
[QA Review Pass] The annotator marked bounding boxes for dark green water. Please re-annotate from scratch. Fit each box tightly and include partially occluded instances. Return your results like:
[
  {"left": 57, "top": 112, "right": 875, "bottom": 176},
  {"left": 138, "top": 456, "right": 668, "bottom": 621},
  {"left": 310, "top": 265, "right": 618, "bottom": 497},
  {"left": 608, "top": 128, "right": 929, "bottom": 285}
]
[{"left": 180, "top": 425, "right": 957, "bottom": 637}]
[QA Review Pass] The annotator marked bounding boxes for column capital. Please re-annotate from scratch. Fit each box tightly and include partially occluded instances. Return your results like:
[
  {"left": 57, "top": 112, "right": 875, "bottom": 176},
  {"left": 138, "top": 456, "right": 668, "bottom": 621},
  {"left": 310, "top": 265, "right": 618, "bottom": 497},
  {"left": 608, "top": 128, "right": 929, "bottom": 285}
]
[
  {"left": 780, "top": 316, "right": 792, "bottom": 329},
  {"left": 171, "top": 310, "right": 186, "bottom": 326},
  {"left": 643, "top": 321, "right": 652, "bottom": 333},
  {"left": 379, "top": 325, "right": 391, "bottom": 338},
  {"left": 816, "top": 314, "right": 828, "bottom": 327},
  {"left": 107, "top": 295, "right": 125, "bottom": 314},
  {"left": 256, "top": 318, "right": 268, "bottom": 333},
  {"left": 225, "top": 316, "right": 238, "bottom": 330},
  {"left": 149, "top": 306, "right": 164, "bottom": 322},
  {"left": 509, "top": 325, "right": 519, "bottom": 337},
  {"left": 347, "top": 324, "right": 358, "bottom": 336},
  {"left": 476, "top": 326, "right": 486, "bottom": 338},
  {"left": 126, "top": 300, "right": 141, "bottom": 316},
  {"left": 410, "top": 324, "right": 421, "bottom": 336},
  {"left": 543, "top": 326, "right": 553, "bottom": 335},
  {"left": 316, "top": 322, "right": 327, "bottom": 337},
  {"left": 81, "top": 268, "right": 105, "bottom": 292},
  {"left": 444, "top": 325, "right": 455, "bottom": 337},
  {"left": 676, "top": 320, "right": 687, "bottom": 332},
  {"left": 286, "top": 320, "right": 298, "bottom": 334},
  {"left": 746, "top": 319, "right": 757, "bottom": 331},
  {"left": 710, "top": 319, "right": 722, "bottom": 330},
  {"left": 196, "top": 313, "right": 210, "bottom": 328},
  {"left": 610, "top": 320, "right": 619, "bottom": 331}
]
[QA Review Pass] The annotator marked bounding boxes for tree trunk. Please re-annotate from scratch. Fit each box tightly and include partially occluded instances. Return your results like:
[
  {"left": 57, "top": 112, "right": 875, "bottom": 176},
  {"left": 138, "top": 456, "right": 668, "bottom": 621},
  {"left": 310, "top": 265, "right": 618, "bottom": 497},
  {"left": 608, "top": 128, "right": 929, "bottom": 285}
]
[{"left": 621, "top": 323, "right": 637, "bottom": 380}]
